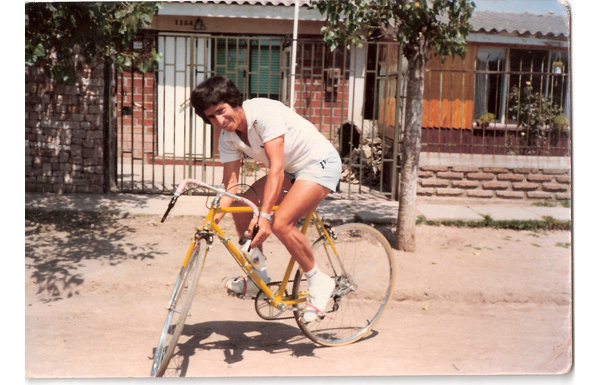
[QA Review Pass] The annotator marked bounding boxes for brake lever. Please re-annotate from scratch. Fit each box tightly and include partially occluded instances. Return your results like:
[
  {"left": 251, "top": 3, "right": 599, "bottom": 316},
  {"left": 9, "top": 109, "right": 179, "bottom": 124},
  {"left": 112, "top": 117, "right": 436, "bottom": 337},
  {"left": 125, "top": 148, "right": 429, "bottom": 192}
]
[
  {"left": 248, "top": 224, "right": 259, "bottom": 252},
  {"left": 161, "top": 196, "right": 178, "bottom": 223}
]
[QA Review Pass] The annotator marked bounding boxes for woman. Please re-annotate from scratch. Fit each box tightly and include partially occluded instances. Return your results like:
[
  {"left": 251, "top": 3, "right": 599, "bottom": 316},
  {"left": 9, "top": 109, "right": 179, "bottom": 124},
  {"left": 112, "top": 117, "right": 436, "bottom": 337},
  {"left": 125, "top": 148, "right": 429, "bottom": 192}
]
[{"left": 190, "top": 76, "right": 341, "bottom": 322}]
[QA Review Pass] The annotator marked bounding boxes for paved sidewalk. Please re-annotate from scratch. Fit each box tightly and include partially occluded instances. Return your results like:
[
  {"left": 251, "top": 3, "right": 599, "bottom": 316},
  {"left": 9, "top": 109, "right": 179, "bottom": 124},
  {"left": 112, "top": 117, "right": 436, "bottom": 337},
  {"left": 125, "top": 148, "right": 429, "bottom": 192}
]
[{"left": 25, "top": 192, "right": 572, "bottom": 224}]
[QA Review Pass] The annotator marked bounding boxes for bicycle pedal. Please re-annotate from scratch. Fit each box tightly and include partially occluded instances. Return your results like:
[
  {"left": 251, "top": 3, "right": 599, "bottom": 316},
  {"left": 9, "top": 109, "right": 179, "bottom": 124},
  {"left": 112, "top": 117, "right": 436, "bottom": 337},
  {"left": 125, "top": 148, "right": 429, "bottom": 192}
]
[{"left": 226, "top": 289, "right": 254, "bottom": 300}]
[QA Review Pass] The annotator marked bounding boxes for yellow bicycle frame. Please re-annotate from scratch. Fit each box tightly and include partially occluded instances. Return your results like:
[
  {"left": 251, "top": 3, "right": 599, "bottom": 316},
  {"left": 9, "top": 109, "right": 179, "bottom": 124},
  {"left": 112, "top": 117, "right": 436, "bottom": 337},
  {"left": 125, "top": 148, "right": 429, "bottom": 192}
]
[{"left": 184, "top": 202, "right": 338, "bottom": 311}]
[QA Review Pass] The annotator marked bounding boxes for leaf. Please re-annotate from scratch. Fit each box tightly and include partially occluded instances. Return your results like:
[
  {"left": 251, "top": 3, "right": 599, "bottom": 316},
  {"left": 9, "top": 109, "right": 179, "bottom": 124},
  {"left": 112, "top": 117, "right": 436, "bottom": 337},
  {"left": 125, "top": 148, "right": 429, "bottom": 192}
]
[
  {"left": 422, "top": 303, "right": 429, "bottom": 310},
  {"left": 473, "top": 251, "right": 480, "bottom": 256},
  {"left": 32, "top": 43, "right": 45, "bottom": 57}
]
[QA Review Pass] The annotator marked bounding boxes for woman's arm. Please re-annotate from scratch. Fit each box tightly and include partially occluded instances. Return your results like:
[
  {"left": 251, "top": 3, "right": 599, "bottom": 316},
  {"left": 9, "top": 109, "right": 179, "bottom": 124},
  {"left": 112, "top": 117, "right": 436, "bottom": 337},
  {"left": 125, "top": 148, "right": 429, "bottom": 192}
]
[{"left": 248, "top": 135, "right": 285, "bottom": 248}]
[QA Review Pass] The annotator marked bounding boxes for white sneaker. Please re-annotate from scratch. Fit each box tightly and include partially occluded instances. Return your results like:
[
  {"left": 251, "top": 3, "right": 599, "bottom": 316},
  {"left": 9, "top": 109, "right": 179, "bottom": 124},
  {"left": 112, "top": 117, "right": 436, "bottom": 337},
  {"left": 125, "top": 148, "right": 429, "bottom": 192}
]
[
  {"left": 223, "top": 275, "right": 269, "bottom": 297},
  {"left": 304, "top": 273, "right": 335, "bottom": 322}
]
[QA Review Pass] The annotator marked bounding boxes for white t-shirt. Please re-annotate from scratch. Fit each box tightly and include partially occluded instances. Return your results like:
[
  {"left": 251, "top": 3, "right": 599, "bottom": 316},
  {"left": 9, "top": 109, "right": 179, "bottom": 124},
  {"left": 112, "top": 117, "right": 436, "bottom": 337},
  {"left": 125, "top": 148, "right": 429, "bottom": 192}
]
[{"left": 218, "top": 98, "right": 337, "bottom": 175}]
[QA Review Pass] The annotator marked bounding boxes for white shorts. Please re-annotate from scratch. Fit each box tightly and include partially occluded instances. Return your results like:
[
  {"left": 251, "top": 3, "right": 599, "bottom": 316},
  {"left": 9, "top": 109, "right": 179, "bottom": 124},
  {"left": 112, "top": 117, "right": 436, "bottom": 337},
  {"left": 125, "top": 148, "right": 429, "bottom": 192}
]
[{"left": 286, "top": 151, "right": 342, "bottom": 192}]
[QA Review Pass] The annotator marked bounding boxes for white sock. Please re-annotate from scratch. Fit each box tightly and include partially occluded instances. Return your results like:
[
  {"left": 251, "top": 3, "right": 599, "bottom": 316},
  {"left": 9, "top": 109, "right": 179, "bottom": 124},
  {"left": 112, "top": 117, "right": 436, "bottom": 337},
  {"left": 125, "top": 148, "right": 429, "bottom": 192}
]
[{"left": 304, "top": 265, "right": 320, "bottom": 288}]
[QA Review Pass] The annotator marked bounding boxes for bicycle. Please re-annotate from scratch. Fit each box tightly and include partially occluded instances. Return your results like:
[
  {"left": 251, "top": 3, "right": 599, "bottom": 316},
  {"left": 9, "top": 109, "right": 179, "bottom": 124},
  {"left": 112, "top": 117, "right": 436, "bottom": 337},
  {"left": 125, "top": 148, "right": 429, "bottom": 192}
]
[{"left": 150, "top": 178, "right": 396, "bottom": 377}]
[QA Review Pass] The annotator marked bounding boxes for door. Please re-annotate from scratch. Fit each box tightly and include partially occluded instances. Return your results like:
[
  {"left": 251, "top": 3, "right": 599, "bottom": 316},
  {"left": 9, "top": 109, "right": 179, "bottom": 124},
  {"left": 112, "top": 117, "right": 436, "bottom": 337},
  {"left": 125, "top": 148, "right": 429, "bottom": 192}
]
[{"left": 157, "top": 34, "right": 213, "bottom": 159}]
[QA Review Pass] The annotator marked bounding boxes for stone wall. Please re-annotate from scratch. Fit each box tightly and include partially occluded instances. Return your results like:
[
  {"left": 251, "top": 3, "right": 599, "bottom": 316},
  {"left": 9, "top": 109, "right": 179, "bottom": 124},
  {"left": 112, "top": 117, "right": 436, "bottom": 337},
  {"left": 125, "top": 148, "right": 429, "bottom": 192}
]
[
  {"left": 417, "top": 153, "right": 571, "bottom": 200},
  {"left": 25, "top": 60, "right": 108, "bottom": 193}
]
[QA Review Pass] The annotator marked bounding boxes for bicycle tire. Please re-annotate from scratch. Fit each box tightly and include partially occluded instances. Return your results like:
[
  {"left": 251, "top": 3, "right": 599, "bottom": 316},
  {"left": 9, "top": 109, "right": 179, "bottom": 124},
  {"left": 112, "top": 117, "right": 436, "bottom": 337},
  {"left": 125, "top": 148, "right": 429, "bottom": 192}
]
[
  {"left": 151, "top": 239, "right": 208, "bottom": 377},
  {"left": 292, "top": 223, "right": 395, "bottom": 346}
]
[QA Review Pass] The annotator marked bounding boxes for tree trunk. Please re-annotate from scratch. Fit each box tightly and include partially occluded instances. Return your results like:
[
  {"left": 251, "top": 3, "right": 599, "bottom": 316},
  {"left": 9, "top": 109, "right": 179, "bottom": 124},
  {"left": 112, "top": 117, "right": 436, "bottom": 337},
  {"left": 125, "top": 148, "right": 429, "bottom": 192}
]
[{"left": 395, "top": 40, "right": 428, "bottom": 252}]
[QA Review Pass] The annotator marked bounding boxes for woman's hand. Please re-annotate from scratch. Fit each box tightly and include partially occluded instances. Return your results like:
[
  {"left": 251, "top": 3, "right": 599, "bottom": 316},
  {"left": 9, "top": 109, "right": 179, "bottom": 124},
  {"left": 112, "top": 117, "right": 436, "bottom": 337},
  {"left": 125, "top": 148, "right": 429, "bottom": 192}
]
[{"left": 246, "top": 214, "right": 272, "bottom": 249}]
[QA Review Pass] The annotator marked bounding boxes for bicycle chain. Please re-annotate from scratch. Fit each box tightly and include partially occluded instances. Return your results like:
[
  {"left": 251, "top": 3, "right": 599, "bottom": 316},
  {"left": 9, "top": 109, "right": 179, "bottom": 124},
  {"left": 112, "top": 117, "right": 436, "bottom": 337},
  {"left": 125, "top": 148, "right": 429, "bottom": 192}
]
[{"left": 254, "top": 281, "right": 297, "bottom": 321}]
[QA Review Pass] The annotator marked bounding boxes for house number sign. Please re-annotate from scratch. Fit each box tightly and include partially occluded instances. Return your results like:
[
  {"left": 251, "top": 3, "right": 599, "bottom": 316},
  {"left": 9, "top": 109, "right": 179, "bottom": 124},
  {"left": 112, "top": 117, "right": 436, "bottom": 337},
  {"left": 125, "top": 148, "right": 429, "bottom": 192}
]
[
  {"left": 174, "top": 19, "right": 194, "bottom": 27},
  {"left": 173, "top": 17, "right": 206, "bottom": 30}
]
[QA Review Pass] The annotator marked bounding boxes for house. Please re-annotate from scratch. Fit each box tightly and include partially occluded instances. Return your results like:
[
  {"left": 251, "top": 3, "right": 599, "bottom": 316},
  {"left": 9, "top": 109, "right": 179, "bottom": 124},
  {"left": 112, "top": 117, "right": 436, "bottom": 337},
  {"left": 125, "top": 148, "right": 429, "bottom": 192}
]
[{"left": 26, "top": 1, "right": 571, "bottom": 199}]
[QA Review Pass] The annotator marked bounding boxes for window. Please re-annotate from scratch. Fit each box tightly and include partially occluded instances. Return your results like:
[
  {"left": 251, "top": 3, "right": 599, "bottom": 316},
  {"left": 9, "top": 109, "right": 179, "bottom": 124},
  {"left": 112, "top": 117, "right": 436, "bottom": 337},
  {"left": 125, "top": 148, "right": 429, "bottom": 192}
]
[
  {"left": 215, "top": 39, "right": 248, "bottom": 95},
  {"left": 473, "top": 47, "right": 569, "bottom": 126},
  {"left": 474, "top": 48, "right": 507, "bottom": 123},
  {"left": 215, "top": 38, "right": 281, "bottom": 100}
]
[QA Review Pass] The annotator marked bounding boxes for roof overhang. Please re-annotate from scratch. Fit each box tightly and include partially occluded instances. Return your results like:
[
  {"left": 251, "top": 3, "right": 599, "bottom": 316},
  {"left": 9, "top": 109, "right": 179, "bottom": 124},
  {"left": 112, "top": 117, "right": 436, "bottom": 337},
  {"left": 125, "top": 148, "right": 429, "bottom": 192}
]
[{"left": 159, "top": 1, "right": 325, "bottom": 21}]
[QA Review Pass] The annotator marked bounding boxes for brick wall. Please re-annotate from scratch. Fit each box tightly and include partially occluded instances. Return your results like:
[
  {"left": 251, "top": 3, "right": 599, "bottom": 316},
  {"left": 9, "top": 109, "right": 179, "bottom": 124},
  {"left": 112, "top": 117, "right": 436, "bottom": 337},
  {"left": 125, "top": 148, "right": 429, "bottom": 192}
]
[
  {"left": 293, "top": 41, "right": 351, "bottom": 141},
  {"left": 25, "top": 60, "right": 107, "bottom": 193},
  {"left": 116, "top": 69, "right": 156, "bottom": 161},
  {"left": 417, "top": 165, "right": 571, "bottom": 200},
  {"left": 294, "top": 78, "right": 349, "bottom": 138}
]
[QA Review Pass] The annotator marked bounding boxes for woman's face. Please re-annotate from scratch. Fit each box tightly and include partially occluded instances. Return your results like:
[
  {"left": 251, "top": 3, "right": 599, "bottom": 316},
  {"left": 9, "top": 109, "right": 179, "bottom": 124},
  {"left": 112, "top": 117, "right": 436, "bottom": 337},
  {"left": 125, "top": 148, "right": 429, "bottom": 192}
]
[{"left": 203, "top": 102, "right": 245, "bottom": 133}]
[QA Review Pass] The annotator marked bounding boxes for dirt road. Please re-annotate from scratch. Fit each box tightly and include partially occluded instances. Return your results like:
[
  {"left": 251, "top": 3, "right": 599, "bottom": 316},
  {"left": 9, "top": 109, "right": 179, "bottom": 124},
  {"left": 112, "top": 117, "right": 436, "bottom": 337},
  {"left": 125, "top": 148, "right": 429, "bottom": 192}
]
[{"left": 25, "top": 210, "right": 572, "bottom": 377}]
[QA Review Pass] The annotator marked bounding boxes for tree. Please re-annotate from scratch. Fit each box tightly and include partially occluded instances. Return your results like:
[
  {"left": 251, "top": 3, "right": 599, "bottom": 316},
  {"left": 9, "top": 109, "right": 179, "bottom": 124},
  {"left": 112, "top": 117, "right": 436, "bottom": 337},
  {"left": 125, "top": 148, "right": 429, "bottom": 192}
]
[
  {"left": 314, "top": 0, "right": 474, "bottom": 251},
  {"left": 25, "top": 2, "right": 163, "bottom": 82}
]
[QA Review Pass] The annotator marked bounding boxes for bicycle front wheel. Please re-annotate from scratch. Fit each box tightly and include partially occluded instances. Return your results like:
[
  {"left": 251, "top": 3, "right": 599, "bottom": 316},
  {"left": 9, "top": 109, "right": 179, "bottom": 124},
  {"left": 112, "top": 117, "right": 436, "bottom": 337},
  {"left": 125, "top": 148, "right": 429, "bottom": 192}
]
[
  {"left": 293, "top": 223, "right": 395, "bottom": 346},
  {"left": 151, "top": 239, "right": 208, "bottom": 377}
]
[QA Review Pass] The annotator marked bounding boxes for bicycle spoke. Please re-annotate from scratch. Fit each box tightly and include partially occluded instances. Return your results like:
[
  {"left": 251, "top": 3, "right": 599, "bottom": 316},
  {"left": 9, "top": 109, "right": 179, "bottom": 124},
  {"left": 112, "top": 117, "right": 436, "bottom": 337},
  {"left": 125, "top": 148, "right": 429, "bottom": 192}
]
[
  {"left": 293, "top": 224, "right": 395, "bottom": 346},
  {"left": 151, "top": 240, "right": 208, "bottom": 377}
]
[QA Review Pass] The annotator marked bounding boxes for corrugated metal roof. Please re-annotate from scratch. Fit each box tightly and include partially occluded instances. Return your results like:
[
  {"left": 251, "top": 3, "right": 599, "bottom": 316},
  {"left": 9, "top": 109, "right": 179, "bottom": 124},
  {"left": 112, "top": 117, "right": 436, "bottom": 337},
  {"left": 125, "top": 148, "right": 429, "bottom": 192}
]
[
  {"left": 166, "top": 2, "right": 569, "bottom": 38},
  {"left": 191, "top": 0, "right": 313, "bottom": 6},
  {"left": 469, "top": 10, "right": 568, "bottom": 38}
]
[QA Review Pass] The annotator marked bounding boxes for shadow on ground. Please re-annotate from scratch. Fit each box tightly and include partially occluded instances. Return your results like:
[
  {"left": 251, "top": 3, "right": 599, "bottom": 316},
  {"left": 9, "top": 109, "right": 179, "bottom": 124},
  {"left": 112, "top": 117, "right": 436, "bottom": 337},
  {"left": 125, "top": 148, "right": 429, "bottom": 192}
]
[
  {"left": 153, "top": 320, "right": 379, "bottom": 377},
  {"left": 25, "top": 209, "right": 165, "bottom": 302},
  {"left": 25, "top": 192, "right": 161, "bottom": 214}
]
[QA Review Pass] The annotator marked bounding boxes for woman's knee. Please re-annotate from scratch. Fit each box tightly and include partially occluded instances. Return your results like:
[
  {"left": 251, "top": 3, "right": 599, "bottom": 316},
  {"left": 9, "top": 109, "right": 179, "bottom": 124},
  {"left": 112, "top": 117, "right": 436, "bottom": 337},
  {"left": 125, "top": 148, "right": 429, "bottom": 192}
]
[{"left": 270, "top": 215, "right": 295, "bottom": 238}]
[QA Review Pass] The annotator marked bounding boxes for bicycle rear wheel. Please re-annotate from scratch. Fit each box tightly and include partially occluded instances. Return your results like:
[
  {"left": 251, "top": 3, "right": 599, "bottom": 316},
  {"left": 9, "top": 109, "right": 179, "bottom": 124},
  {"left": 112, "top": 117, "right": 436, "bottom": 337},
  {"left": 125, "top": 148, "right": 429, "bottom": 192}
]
[
  {"left": 293, "top": 223, "right": 395, "bottom": 346},
  {"left": 151, "top": 239, "right": 208, "bottom": 377}
]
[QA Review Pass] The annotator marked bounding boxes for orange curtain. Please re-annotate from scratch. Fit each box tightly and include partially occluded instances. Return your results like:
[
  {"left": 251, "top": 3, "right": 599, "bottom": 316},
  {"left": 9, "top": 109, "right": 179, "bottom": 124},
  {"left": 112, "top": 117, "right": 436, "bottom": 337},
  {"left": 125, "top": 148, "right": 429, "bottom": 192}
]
[{"left": 422, "top": 49, "right": 476, "bottom": 129}]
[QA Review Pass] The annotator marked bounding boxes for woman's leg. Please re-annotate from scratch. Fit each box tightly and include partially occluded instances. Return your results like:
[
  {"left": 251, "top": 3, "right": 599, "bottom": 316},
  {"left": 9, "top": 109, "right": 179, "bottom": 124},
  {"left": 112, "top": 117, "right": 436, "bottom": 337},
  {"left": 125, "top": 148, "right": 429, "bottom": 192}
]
[
  {"left": 230, "top": 175, "right": 293, "bottom": 241},
  {"left": 271, "top": 180, "right": 334, "bottom": 320},
  {"left": 270, "top": 179, "right": 331, "bottom": 272}
]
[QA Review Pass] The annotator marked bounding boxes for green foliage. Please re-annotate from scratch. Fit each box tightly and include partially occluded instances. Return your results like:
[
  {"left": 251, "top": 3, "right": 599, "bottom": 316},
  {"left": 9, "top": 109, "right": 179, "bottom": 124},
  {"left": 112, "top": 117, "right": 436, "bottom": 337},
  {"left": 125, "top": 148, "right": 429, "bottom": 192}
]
[
  {"left": 25, "top": 2, "right": 162, "bottom": 82},
  {"left": 478, "top": 112, "right": 495, "bottom": 126},
  {"left": 508, "top": 81, "right": 564, "bottom": 151},
  {"left": 552, "top": 114, "right": 569, "bottom": 129},
  {"left": 531, "top": 199, "right": 571, "bottom": 208},
  {"left": 416, "top": 214, "right": 571, "bottom": 231},
  {"left": 313, "top": 0, "right": 475, "bottom": 61}
]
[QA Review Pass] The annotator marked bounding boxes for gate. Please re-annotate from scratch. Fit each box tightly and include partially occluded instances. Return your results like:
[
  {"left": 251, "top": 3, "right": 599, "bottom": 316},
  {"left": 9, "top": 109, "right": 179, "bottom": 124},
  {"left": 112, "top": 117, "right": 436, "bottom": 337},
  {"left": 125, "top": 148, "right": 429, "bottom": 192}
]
[{"left": 116, "top": 36, "right": 406, "bottom": 199}]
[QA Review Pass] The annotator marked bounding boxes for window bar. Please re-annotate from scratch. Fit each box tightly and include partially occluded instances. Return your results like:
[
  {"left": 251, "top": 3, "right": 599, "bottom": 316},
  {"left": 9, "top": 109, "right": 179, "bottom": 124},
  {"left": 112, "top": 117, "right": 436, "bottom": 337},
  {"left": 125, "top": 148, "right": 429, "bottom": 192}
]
[
  {"left": 342, "top": 39, "right": 358, "bottom": 198},
  {"left": 541, "top": 54, "right": 551, "bottom": 155},
  {"left": 209, "top": 37, "right": 217, "bottom": 186},
  {"left": 141, "top": 62, "right": 146, "bottom": 191},
  {"left": 480, "top": 54, "right": 490, "bottom": 155},
  {"left": 436, "top": 62, "right": 443, "bottom": 153},
  {"left": 391, "top": 42, "right": 403, "bottom": 200},
  {"left": 160, "top": 36, "right": 168, "bottom": 192},
  {"left": 448, "top": 55, "right": 454, "bottom": 151},
  {"left": 340, "top": 43, "right": 348, "bottom": 147},
  {"left": 151, "top": 37, "right": 158, "bottom": 192},
  {"left": 129, "top": 62, "right": 136, "bottom": 191},
  {"left": 503, "top": 61, "right": 512, "bottom": 155},
  {"left": 187, "top": 36, "right": 194, "bottom": 183},
  {"left": 458, "top": 57, "right": 466, "bottom": 154},
  {"left": 491, "top": 55, "right": 502, "bottom": 155},
  {"left": 325, "top": 47, "right": 333, "bottom": 142},
  {"left": 118, "top": 69, "right": 124, "bottom": 190},
  {"left": 469, "top": 55, "right": 478, "bottom": 154},
  {"left": 536, "top": 56, "right": 546, "bottom": 155},
  {"left": 501, "top": 51, "right": 510, "bottom": 155},
  {"left": 318, "top": 41, "right": 325, "bottom": 133},
  {"left": 379, "top": 41, "right": 392, "bottom": 195},
  {"left": 423, "top": 55, "right": 432, "bottom": 152}
]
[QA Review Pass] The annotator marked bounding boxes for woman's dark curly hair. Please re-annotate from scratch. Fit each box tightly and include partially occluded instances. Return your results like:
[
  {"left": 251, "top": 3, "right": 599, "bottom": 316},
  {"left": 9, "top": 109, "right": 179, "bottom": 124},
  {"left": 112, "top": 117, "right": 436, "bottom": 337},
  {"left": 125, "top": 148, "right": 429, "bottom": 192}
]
[{"left": 190, "top": 75, "right": 244, "bottom": 124}]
